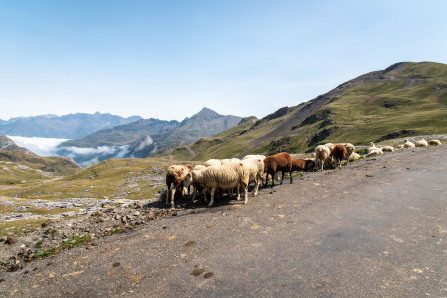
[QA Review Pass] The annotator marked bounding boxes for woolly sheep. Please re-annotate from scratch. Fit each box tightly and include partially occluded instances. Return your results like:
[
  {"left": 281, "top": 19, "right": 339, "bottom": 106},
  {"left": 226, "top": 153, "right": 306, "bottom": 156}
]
[
  {"left": 350, "top": 152, "right": 362, "bottom": 160},
  {"left": 204, "top": 159, "right": 221, "bottom": 167},
  {"left": 165, "top": 165, "right": 193, "bottom": 208},
  {"left": 324, "top": 143, "right": 335, "bottom": 151},
  {"left": 241, "top": 158, "right": 265, "bottom": 196},
  {"left": 314, "top": 145, "right": 331, "bottom": 171},
  {"left": 291, "top": 158, "right": 315, "bottom": 173},
  {"left": 191, "top": 165, "right": 207, "bottom": 202},
  {"left": 339, "top": 143, "right": 355, "bottom": 163},
  {"left": 191, "top": 161, "right": 250, "bottom": 207},
  {"left": 221, "top": 158, "right": 241, "bottom": 164},
  {"left": 330, "top": 144, "right": 348, "bottom": 169},
  {"left": 403, "top": 139, "right": 416, "bottom": 148},
  {"left": 414, "top": 138, "right": 428, "bottom": 147},
  {"left": 428, "top": 139, "right": 442, "bottom": 146},
  {"left": 367, "top": 142, "right": 383, "bottom": 156},
  {"left": 379, "top": 145, "right": 395, "bottom": 153},
  {"left": 263, "top": 152, "right": 293, "bottom": 188},
  {"left": 243, "top": 154, "right": 266, "bottom": 161}
]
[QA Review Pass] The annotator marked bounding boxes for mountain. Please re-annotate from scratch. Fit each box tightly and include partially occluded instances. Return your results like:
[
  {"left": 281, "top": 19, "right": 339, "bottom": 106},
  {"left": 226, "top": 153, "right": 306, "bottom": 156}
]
[
  {"left": 165, "top": 62, "right": 447, "bottom": 160},
  {"left": 55, "top": 108, "right": 243, "bottom": 166},
  {"left": 0, "top": 112, "right": 142, "bottom": 139}
]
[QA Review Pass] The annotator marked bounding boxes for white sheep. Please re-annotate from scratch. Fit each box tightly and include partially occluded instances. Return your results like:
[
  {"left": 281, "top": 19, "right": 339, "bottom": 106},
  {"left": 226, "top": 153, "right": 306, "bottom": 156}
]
[
  {"left": 414, "top": 138, "right": 428, "bottom": 147},
  {"left": 314, "top": 145, "right": 331, "bottom": 171},
  {"left": 350, "top": 152, "right": 362, "bottom": 160},
  {"left": 428, "top": 139, "right": 442, "bottom": 146},
  {"left": 367, "top": 142, "right": 383, "bottom": 156},
  {"left": 193, "top": 165, "right": 207, "bottom": 172},
  {"left": 241, "top": 157, "right": 264, "bottom": 196},
  {"left": 379, "top": 145, "right": 395, "bottom": 153},
  {"left": 191, "top": 161, "right": 250, "bottom": 207},
  {"left": 204, "top": 159, "right": 222, "bottom": 167},
  {"left": 191, "top": 165, "right": 207, "bottom": 202},
  {"left": 221, "top": 158, "right": 241, "bottom": 164},
  {"left": 403, "top": 139, "right": 416, "bottom": 148},
  {"left": 243, "top": 154, "right": 266, "bottom": 161},
  {"left": 324, "top": 142, "right": 335, "bottom": 151},
  {"left": 341, "top": 143, "right": 355, "bottom": 163}
]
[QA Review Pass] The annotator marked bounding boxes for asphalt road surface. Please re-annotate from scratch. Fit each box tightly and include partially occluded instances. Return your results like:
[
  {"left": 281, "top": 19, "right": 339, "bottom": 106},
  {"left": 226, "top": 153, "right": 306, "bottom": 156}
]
[{"left": 1, "top": 146, "right": 447, "bottom": 297}]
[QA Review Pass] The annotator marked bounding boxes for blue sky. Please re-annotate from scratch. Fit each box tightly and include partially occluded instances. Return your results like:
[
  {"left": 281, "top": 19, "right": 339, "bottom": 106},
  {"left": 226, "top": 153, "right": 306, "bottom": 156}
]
[{"left": 1, "top": 0, "right": 446, "bottom": 121}]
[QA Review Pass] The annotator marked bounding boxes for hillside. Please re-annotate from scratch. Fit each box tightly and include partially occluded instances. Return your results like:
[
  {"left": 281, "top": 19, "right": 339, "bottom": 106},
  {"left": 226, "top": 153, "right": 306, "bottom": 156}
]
[{"left": 166, "top": 62, "right": 447, "bottom": 160}]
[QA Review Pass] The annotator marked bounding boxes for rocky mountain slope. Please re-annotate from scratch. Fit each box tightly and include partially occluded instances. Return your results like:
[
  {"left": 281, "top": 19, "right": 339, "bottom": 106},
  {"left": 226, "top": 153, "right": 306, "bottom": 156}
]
[
  {"left": 166, "top": 62, "right": 447, "bottom": 160},
  {"left": 56, "top": 108, "right": 242, "bottom": 165}
]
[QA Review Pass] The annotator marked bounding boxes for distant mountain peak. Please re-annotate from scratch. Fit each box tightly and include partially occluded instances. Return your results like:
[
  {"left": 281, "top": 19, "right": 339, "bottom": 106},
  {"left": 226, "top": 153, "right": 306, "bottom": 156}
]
[{"left": 190, "top": 107, "right": 221, "bottom": 121}]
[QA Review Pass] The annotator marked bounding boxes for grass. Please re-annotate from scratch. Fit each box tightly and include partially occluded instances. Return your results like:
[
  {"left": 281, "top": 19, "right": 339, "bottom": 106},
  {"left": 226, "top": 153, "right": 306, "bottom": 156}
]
[
  {"left": 35, "top": 247, "right": 58, "bottom": 258},
  {"left": 0, "top": 218, "right": 50, "bottom": 237},
  {"left": 61, "top": 234, "right": 92, "bottom": 249},
  {"left": 0, "top": 157, "right": 177, "bottom": 201}
]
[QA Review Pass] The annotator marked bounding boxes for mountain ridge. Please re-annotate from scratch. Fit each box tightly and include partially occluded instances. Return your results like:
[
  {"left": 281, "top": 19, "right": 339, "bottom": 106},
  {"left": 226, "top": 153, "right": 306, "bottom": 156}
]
[
  {"left": 165, "top": 61, "right": 447, "bottom": 160},
  {"left": 55, "top": 107, "right": 243, "bottom": 165},
  {"left": 0, "top": 112, "right": 142, "bottom": 139}
]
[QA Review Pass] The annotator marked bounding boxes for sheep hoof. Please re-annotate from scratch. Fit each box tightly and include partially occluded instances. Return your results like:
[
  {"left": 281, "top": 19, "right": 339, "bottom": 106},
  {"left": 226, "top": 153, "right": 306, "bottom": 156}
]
[{"left": 208, "top": 203, "right": 213, "bottom": 207}]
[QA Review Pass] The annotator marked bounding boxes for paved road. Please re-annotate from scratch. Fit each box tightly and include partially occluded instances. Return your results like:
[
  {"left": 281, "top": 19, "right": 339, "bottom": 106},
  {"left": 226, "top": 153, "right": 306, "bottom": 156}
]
[{"left": 1, "top": 146, "right": 447, "bottom": 297}]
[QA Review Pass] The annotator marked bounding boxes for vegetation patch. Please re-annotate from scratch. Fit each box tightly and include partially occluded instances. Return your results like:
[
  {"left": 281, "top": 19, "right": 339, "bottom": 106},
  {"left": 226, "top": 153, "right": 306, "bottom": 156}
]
[{"left": 61, "top": 234, "right": 92, "bottom": 249}]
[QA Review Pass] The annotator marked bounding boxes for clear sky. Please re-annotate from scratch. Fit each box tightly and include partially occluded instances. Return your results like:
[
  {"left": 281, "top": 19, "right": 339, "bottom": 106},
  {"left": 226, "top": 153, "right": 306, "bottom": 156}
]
[{"left": 1, "top": 0, "right": 446, "bottom": 121}]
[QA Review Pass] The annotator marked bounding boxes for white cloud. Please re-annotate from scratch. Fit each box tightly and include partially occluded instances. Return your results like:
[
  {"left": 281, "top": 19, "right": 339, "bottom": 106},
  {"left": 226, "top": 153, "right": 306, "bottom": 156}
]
[{"left": 7, "top": 136, "right": 69, "bottom": 156}]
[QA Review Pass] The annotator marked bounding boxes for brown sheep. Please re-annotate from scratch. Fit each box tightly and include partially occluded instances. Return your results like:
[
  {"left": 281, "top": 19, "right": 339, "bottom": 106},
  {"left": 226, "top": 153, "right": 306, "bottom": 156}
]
[
  {"left": 291, "top": 158, "right": 315, "bottom": 173},
  {"left": 330, "top": 144, "right": 348, "bottom": 169},
  {"left": 263, "top": 152, "right": 293, "bottom": 188},
  {"left": 165, "top": 165, "right": 193, "bottom": 208}
]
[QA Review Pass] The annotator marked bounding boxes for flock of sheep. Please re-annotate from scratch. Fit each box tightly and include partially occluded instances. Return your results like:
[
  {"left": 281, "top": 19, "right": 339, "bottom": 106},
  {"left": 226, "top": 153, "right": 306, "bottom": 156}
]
[{"left": 161, "top": 138, "right": 442, "bottom": 208}]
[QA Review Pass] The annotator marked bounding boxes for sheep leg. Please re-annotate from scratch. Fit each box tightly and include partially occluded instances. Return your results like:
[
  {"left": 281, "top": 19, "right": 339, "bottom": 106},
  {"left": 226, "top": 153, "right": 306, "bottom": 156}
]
[
  {"left": 166, "top": 183, "right": 172, "bottom": 207},
  {"left": 253, "top": 176, "right": 260, "bottom": 196},
  {"left": 208, "top": 188, "right": 216, "bottom": 207},
  {"left": 236, "top": 184, "right": 241, "bottom": 201},
  {"left": 242, "top": 183, "right": 248, "bottom": 204},
  {"left": 280, "top": 171, "right": 285, "bottom": 185},
  {"left": 203, "top": 188, "right": 208, "bottom": 204},
  {"left": 169, "top": 185, "right": 176, "bottom": 208},
  {"left": 289, "top": 170, "right": 293, "bottom": 184}
]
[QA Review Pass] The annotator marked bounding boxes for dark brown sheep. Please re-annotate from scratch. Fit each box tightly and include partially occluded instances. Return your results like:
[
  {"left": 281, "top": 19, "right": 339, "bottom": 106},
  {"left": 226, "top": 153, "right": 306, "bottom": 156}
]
[
  {"left": 330, "top": 144, "right": 348, "bottom": 169},
  {"left": 291, "top": 158, "right": 315, "bottom": 173},
  {"left": 263, "top": 152, "right": 293, "bottom": 188}
]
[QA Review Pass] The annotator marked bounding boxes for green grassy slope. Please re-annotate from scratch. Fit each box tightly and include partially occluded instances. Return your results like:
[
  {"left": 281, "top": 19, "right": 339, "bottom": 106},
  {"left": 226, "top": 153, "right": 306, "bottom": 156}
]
[
  {"left": 0, "top": 150, "right": 81, "bottom": 184},
  {"left": 0, "top": 157, "right": 197, "bottom": 201},
  {"left": 166, "top": 62, "right": 447, "bottom": 160}
]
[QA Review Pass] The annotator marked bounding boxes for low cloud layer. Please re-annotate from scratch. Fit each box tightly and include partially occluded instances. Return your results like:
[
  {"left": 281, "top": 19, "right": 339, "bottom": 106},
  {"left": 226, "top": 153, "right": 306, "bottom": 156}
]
[
  {"left": 7, "top": 136, "right": 131, "bottom": 167},
  {"left": 7, "top": 136, "right": 69, "bottom": 156}
]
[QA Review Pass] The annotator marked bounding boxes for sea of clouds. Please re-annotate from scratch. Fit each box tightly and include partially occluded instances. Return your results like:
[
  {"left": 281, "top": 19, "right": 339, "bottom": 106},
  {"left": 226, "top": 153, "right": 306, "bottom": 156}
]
[
  {"left": 7, "top": 136, "right": 129, "bottom": 167},
  {"left": 8, "top": 135, "right": 69, "bottom": 156}
]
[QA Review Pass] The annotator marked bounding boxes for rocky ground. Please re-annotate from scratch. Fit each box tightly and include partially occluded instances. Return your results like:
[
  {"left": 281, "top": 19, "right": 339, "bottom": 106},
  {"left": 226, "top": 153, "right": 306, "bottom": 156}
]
[{"left": 0, "top": 196, "right": 187, "bottom": 272}]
